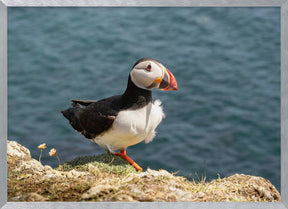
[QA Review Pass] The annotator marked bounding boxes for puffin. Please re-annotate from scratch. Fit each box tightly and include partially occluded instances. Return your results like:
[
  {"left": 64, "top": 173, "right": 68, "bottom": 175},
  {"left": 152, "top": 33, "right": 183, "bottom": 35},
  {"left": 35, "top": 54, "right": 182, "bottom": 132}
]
[{"left": 61, "top": 58, "right": 178, "bottom": 171}]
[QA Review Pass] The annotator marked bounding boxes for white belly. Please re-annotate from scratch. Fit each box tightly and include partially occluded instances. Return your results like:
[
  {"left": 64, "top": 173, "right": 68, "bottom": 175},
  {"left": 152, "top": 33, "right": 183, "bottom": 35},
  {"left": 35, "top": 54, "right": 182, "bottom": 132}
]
[{"left": 93, "top": 100, "right": 165, "bottom": 152}]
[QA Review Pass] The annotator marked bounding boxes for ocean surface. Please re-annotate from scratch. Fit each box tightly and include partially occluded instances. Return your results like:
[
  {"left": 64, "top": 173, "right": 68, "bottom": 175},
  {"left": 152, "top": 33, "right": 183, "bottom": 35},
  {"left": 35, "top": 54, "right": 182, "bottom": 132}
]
[{"left": 8, "top": 8, "right": 281, "bottom": 191}]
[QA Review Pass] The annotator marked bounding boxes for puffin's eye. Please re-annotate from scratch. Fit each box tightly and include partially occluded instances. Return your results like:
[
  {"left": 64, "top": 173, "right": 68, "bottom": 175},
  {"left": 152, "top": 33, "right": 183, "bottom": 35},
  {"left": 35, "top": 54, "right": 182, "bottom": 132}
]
[{"left": 145, "top": 64, "right": 152, "bottom": 71}]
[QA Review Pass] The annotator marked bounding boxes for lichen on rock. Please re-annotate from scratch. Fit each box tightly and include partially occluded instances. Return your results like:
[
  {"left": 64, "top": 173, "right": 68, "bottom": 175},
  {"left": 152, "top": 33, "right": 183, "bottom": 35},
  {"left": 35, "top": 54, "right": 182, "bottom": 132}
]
[{"left": 7, "top": 140, "right": 281, "bottom": 202}]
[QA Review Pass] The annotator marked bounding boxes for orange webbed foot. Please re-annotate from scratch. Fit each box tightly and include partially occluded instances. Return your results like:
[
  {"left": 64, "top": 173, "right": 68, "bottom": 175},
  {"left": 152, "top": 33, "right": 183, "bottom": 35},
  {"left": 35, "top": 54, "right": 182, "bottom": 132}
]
[{"left": 115, "top": 150, "right": 143, "bottom": 172}]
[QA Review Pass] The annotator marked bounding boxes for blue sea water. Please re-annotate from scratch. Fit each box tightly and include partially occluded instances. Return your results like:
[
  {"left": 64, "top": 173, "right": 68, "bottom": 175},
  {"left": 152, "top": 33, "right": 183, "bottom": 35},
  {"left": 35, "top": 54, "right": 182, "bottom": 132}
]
[{"left": 8, "top": 7, "right": 281, "bottom": 191}]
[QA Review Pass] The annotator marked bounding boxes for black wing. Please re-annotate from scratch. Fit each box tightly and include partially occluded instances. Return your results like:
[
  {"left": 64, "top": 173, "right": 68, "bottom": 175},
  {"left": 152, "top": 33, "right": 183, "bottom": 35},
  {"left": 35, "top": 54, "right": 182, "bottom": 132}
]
[
  {"left": 62, "top": 95, "right": 122, "bottom": 139},
  {"left": 76, "top": 95, "right": 121, "bottom": 138}
]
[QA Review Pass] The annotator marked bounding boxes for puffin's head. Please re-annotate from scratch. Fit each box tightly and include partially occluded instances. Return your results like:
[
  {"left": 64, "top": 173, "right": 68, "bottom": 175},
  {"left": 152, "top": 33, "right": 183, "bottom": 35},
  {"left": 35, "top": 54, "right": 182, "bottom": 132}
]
[{"left": 130, "top": 58, "right": 178, "bottom": 91}]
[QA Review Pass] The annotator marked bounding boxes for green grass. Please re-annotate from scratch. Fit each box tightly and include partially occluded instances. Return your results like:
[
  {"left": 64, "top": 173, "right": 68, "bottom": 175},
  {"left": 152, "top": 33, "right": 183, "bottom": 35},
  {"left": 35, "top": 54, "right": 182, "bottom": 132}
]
[{"left": 58, "top": 154, "right": 139, "bottom": 175}]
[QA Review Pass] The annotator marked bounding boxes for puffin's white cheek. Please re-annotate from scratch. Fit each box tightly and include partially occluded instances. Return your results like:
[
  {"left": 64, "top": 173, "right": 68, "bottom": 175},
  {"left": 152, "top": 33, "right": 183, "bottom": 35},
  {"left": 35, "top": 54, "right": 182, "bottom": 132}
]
[
  {"left": 130, "top": 68, "right": 163, "bottom": 90},
  {"left": 130, "top": 71, "right": 151, "bottom": 89}
]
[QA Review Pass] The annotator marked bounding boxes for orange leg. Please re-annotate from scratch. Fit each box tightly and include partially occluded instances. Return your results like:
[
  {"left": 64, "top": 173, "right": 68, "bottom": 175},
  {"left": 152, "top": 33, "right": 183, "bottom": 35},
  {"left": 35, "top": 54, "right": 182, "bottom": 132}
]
[{"left": 115, "top": 150, "right": 143, "bottom": 172}]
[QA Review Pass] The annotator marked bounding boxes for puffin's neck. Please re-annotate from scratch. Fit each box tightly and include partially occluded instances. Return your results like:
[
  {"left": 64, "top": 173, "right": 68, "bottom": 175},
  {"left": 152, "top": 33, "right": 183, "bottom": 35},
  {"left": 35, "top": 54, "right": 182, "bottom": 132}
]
[{"left": 121, "top": 75, "right": 152, "bottom": 109}]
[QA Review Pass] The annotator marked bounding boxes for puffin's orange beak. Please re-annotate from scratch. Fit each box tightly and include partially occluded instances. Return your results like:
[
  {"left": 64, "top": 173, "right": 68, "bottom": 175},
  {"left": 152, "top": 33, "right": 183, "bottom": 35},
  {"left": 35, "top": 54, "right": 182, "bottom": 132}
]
[{"left": 158, "top": 68, "right": 178, "bottom": 91}]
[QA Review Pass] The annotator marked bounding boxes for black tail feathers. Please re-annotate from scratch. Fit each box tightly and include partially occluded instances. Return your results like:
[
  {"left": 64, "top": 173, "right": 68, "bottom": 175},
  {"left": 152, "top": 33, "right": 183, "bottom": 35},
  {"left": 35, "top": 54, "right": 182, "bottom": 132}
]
[
  {"left": 61, "top": 107, "right": 83, "bottom": 132},
  {"left": 61, "top": 106, "right": 96, "bottom": 139}
]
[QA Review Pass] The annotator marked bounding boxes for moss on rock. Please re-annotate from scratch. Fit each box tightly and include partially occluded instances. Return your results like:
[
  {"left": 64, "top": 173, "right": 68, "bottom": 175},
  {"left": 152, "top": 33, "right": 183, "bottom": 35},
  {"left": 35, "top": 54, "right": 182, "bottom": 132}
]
[{"left": 58, "top": 154, "right": 138, "bottom": 175}]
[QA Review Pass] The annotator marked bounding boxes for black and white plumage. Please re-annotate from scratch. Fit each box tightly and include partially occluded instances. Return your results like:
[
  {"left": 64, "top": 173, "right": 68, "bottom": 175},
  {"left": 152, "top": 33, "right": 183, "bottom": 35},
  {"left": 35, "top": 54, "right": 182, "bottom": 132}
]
[{"left": 61, "top": 58, "right": 177, "bottom": 171}]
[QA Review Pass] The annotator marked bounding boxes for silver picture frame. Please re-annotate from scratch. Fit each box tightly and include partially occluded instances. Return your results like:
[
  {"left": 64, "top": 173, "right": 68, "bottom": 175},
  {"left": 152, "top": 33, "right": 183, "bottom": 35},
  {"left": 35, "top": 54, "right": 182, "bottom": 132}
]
[{"left": 1, "top": 0, "right": 287, "bottom": 208}]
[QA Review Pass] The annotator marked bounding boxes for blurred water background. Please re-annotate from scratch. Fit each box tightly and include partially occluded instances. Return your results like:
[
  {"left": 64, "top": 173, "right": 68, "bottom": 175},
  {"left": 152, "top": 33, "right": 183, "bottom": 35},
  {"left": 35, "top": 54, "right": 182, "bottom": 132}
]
[{"left": 8, "top": 8, "right": 280, "bottom": 191}]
